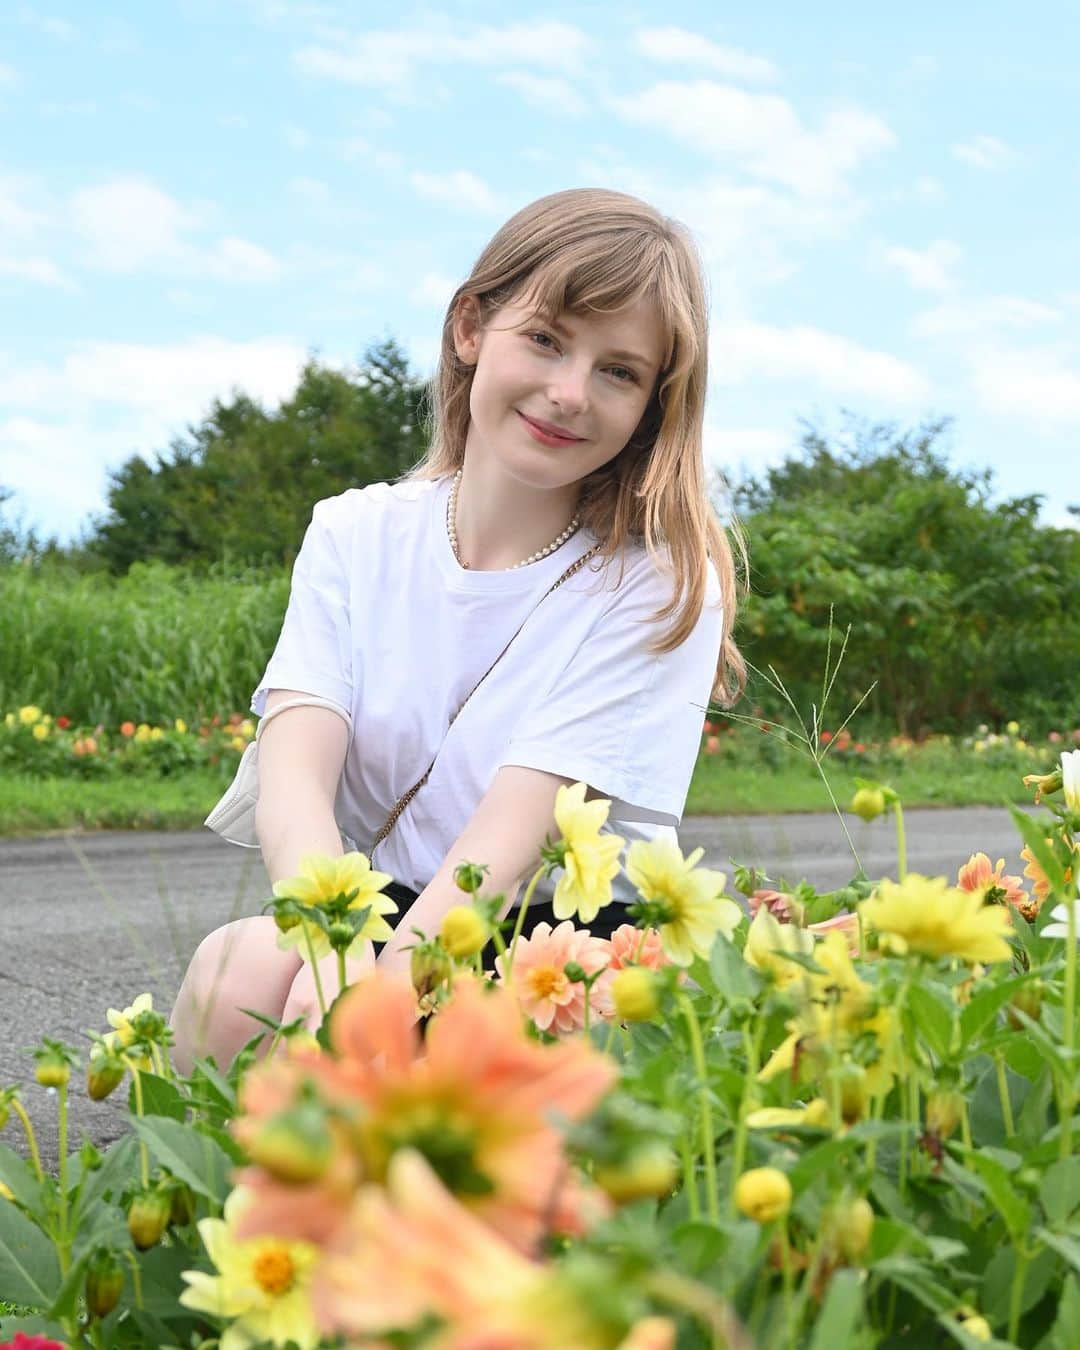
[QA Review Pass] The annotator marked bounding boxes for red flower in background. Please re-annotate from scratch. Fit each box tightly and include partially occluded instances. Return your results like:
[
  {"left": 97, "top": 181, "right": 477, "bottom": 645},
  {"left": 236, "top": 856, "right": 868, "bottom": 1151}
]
[
  {"left": 119, "top": 721, "right": 136, "bottom": 737},
  {"left": 0, "top": 1334, "right": 68, "bottom": 1349},
  {"left": 820, "top": 730, "right": 833, "bottom": 744},
  {"left": 55, "top": 716, "right": 71, "bottom": 729}
]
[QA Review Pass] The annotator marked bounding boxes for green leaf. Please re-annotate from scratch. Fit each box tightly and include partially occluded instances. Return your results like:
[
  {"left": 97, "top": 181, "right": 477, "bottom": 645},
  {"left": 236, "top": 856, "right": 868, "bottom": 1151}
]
[
  {"left": 129, "top": 1070, "right": 186, "bottom": 1121},
  {"left": 131, "top": 1116, "right": 231, "bottom": 1204},
  {"left": 671, "top": 1220, "right": 728, "bottom": 1273},
  {"left": 1008, "top": 803, "right": 1070, "bottom": 897},
  {"left": 965, "top": 1151, "right": 1031, "bottom": 1240},
  {"left": 0, "top": 1195, "right": 62, "bottom": 1309},
  {"left": 808, "top": 1267, "right": 862, "bottom": 1349},
  {"left": 960, "top": 973, "right": 1039, "bottom": 1045},
  {"left": 873, "top": 1255, "right": 955, "bottom": 1312},
  {"left": 75, "top": 1134, "right": 139, "bottom": 1215},
  {"left": 46, "top": 1245, "right": 94, "bottom": 1322},
  {"left": 189, "top": 1055, "right": 238, "bottom": 1117},
  {"left": 1037, "top": 1227, "right": 1080, "bottom": 1277},
  {"left": 1041, "top": 1272, "right": 1080, "bottom": 1350},
  {"left": 1040, "top": 1158, "right": 1080, "bottom": 1226},
  {"left": 0, "top": 1142, "right": 45, "bottom": 1217},
  {"left": 709, "top": 934, "right": 760, "bottom": 1004},
  {"left": 907, "top": 983, "right": 956, "bottom": 1062}
]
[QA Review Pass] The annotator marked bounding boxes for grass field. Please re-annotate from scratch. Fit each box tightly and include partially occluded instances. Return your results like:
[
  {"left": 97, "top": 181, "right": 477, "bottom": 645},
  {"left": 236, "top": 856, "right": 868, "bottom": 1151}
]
[{"left": 0, "top": 744, "right": 1037, "bottom": 838}]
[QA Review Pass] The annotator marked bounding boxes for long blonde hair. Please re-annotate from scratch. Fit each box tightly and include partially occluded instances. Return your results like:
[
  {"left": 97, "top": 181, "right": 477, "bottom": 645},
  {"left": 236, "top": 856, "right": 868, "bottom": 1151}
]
[{"left": 402, "top": 187, "right": 746, "bottom": 707}]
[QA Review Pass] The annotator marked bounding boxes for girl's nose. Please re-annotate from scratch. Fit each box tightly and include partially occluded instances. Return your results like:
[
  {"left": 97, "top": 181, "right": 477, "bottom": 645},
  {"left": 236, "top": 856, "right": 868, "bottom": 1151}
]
[{"left": 548, "top": 362, "right": 590, "bottom": 413}]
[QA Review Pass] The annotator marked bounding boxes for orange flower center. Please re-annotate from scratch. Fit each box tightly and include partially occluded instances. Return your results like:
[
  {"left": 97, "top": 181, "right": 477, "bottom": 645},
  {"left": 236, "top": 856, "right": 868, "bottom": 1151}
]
[
  {"left": 528, "top": 966, "right": 568, "bottom": 1000},
  {"left": 252, "top": 1244, "right": 295, "bottom": 1295}
]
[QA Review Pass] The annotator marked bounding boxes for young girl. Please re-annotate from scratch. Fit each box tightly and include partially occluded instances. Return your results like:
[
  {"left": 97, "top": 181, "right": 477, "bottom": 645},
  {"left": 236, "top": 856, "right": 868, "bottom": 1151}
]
[{"left": 169, "top": 187, "right": 745, "bottom": 1072}]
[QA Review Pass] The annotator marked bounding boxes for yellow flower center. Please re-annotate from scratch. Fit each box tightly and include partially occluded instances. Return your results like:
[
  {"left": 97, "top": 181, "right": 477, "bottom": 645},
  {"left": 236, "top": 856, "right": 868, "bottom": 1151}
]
[
  {"left": 252, "top": 1244, "right": 295, "bottom": 1296},
  {"left": 528, "top": 966, "right": 568, "bottom": 1000}
]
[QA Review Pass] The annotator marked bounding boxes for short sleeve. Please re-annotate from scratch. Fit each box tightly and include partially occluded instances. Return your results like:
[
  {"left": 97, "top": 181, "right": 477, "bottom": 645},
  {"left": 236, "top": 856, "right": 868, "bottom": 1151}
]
[
  {"left": 499, "top": 557, "right": 723, "bottom": 827},
  {"left": 251, "top": 498, "right": 354, "bottom": 718}
]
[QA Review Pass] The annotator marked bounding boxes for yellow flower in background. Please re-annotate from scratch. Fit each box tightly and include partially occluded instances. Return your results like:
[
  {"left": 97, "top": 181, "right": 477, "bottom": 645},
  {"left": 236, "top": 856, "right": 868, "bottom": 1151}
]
[
  {"left": 746, "top": 1099, "right": 830, "bottom": 1129},
  {"left": 743, "top": 907, "right": 816, "bottom": 986},
  {"left": 240, "top": 718, "right": 256, "bottom": 739},
  {"left": 18, "top": 705, "right": 43, "bottom": 725},
  {"left": 135, "top": 723, "right": 152, "bottom": 743},
  {"left": 32, "top": 723, "right": 49, "bottom": 741},
  {"left": 230, "top": 735, "right": 246, "bottom": 751},
  {"left": 734, "top": 1167, "right": 792, "bottom": 1223},
  {"left": 149, "top": 727, "right": 164, "bottom": 741},
  {"left": 179, "top": 1186, "right": 320, "bottom": 1350},
  {"left": 1062, "top": 749, "right": 1080, "bottom": 812},
  {"left": 624, "top": 836, "right": 739, "bottom": 966},
  {"left": 174, "top": 718, "right": 188, "bottom": 733},
  {"left": 107, "top": 993, "right": 154, "bottom": 1047},
  {"left": 551, "top": 782, "right": 625, "bottom": 924},
  {"left": 1006, "top": 720, "right": 1020, "bottom": 735},
  {"left": 274, "top": 852, "right": 398, "bottom": 962},
  {"left": 860, "top": 875, "right": 1013, "bottom": 964}
]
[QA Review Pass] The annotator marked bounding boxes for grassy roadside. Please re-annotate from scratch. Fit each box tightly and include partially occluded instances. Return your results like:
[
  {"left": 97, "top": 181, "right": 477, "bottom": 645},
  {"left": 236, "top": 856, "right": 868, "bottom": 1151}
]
[{"left": 0, "top": 752, "right": 1034, "bottom": 838}]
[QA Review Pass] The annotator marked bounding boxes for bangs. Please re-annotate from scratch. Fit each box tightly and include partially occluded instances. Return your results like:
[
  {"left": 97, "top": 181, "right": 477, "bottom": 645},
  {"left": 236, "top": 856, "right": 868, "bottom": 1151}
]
[{"left": 509, "top": 235, "right": 680, "bottom": 374}]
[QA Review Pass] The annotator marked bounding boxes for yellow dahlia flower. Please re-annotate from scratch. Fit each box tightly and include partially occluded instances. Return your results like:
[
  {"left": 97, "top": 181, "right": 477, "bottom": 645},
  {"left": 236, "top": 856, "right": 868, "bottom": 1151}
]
[
  {"left": 743, "top": 907, "right": 816, "bottom": 987},
  {"left": 274, "top": 852, "right": 398, "bottom": 962},
  {"left": 859, "top": 874, "right": 1012, "bottom": 964},
  {"left": 623, "top": 837, "right": 739, "bottom": 966},
  {"left": 551, "top": 782, "right": 625, "bottom": 925}
]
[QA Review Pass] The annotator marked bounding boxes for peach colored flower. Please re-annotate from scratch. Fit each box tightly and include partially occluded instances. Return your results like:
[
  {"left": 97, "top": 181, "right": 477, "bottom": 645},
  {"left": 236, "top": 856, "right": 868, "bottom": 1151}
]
[
  {"left": 957, "top": 852, "right": 1027, "bottom": 909},
  {"left": 313, "top": 1149, "right": 675, "bottom": 1349},
  {"left": 235, "top": 973, "right": 616, "bottom": 1256},
  {"left": 749, "top": 889, "right": 800, "bottom": 924},
  {"left": 806, "top": 910, "right": 862, "bottom": 957},
  {"left": 607, "top": 923, "right": 673, "bottom": 971},
  {"left": 497, "top": 921, "right": 614, "bottom": 1033}
]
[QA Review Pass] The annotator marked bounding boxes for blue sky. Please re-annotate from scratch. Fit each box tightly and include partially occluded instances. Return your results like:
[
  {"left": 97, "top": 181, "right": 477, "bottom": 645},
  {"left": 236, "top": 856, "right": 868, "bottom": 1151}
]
[{"left": 2, "top": 0, "right": 1078, "bottom": 544}]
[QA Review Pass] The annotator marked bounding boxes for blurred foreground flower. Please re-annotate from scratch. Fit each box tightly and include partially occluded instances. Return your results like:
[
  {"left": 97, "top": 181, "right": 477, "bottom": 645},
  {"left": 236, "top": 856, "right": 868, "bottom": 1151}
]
[
  {"left": 860, "top": 875, "right": 1012, "bottom": 963},
  {"left": 180, "top": 1185, "right": 319, "bottom": 1350},
  {"left": 743, "top": 906, "right": 815, "bottom": 987},
  {"left": 313, "top": 1149, "right": 676, "bottom": 1349},
  {"left": 624, "top": 837, "right": 738, "bottom": 966},
  {"left": 734, "top": 1167, "right": 792, "bottom": 1223}
]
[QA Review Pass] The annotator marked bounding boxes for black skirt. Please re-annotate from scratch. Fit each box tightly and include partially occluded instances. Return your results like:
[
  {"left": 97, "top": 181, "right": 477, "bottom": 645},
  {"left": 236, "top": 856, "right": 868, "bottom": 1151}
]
[{"left": 382, "top": 880, "right": 630, "bottom": 943}]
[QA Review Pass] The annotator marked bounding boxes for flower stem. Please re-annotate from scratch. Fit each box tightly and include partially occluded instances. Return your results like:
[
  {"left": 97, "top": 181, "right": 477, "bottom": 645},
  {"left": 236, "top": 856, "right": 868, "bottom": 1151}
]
[
  {"left": 506, "top": 863, "right": 546, "bottom": 980},
  {"left": 123, "top": 1248, "right": 145, "bottom": 1310},
  {"left": 1008, "top": 1247, "right": 1030, "bottom": 1343},
  {"left": 996, "top": 1054, "right": 1015, "bottom": 1138},
  {"left": 11, "top": 1098, "right": 43, "bottom": 1182},
  {"left": 778, "top": 1224, "right": 797, "bottom": 1349},
  {"left": 893, "top": 800, "right": 907, "bottom": 881},
  {"left": 302, "top": 925, "right": 328, "bottom": 1020},
  {"left": 56, "top": 1081, "right": 70, "bottom": 1273},
  {"left": 729, "top": 1024, "right": 758, "bottom": 1215},
  {"left": 680, "top": 1129, "right": 700, "bottom": 1221},
  {"left": 337, "top": 948, "right": 348, "bottom": 999},
  {"left": 127, "top": 1061, "right": 151, "bottom": 1188},
  {"left": 679, "top": 991, "right": 719, "bottom": 1224},
  {"left": 1063, "top": 898, "right": 1076, "bottom": 1161}
]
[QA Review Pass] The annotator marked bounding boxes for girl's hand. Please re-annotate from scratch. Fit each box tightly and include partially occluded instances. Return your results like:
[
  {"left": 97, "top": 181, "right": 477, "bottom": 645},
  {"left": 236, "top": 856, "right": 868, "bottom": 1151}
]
[{"left": 375, "top": 942, "right": 414, "bottom": 976}]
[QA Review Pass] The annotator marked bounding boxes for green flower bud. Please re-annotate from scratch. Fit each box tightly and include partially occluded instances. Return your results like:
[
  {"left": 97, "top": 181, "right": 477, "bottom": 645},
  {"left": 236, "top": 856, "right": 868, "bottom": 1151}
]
[
  {"left": 410, "top": 939, "right": 452, "bottom": 999},
  {"left": 926, "top": 1088, "right": 964, "bottom": 1141},
  {"left": 34, "top": 1055, "right": 70, "bottom": 1089},
  {"left": 611, "top": 968, "right": 660, "bottom": 1022},
  {"left": 734, "top": 1167, "right": 792, "bottom": 1223},
  {"left": 453, "top": 861, "right": 487, "bottom": 894},
  {"left": 563, "top": 961, "right": 588, "bottom": 983},
  {"left": 825, "top": 1194, "right": 875, "bottom": 1263},
  {"left": 86, "top": 1052, "right": 126, "bottom": 1101},
  {"left": 850, "top": 787, "right": 886, "bottom": 822},
  {"left": 168, "top": 1180, "right": 197, "bottom": 1227},
  {"left": 127, "top": 1187, "right": 171, "bottom": 1250},
  {"left": 595, "top": 1142, "right": 678, "bottom": 1203},
  {"left": 327, "top": 920, "right": 355, "bottom": 952},
  {"left": 85, "top": 1248, "right": 125, "bottom": 1319}
]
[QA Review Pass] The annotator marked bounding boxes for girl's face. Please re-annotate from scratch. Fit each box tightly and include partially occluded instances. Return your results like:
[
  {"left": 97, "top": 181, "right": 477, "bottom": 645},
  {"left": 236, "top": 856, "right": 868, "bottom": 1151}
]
[{"left": 453, "top": 291, "right": 666, "bottom": 491}]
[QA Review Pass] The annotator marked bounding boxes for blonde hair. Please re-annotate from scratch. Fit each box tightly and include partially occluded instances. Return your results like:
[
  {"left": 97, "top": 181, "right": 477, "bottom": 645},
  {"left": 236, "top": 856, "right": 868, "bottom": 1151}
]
[{"left": 402, "top": 187, "right": 746, "bottom": 708}]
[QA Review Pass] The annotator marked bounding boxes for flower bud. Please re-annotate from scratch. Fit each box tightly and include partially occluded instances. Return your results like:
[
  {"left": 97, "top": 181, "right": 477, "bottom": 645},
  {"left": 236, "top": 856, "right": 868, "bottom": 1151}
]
[
  {"left": 439, "top": 905, "right": 488, "bottom": 959},
  {"left": 611, "top": 968, "right": 660, "bottom": 1022},
  {"left": 246, "top": 1104, "right": 334, "bottom": 1184},
  {"left": 926, "top": 1089, "right": 964, "bottom": 1141},
  {"left": 595, "top": 1142, "right": 679, "bottom": 1203},
  {"left": 563, "top": 961, "right": 588, "bottom": 984},
  {"left": 1021, "top": 768, "right": 1062, "bottom": 804},
  {"left": 851, "top": 787, "right": 886, "bottom": 822},
  {"left": 34, "top": 1055, "right": 70, "bottom": 1089},
  {"left": 273, "top": 905, "right": 302, "bottom": 933},
  {"left": 127, "top": 1187, "right": 171, "bottom": 1249},
  {"left": 168, "top": 1180, "right": 197, "bottom": 1227},
  {"left": 410, "top": 940, "right": 452, "bottom": 999},
  {"left": 453, "top": 862, "right": 487, "bottom": 894},
  {"left": 85, "top": 1249, "right": 125, "bottom": 1319},
  {"left": 957, "top": 1312, "right": 992, "bottom": 1342},
  {"left": 328, "top": 920, "right": 355, "bottom": 952},
  {"left": 130, "top": 1009, "right": 168, "bottom": 1043},
  {"left": 1007, "top": 980, "right": 1044, "bottom": 1028},
  {"left": 825, "top": 1194, "right": 875, "bottom": 1263},
  {"left": 734, "top": 1167, "right": 792, "bottom": 1223},
  {"left": 86, "top": 1052, "right": 126, "bottom": 1101}
]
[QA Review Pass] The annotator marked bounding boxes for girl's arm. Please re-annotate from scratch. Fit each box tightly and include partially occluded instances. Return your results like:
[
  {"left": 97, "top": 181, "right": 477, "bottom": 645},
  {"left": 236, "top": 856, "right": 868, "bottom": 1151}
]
[
  {"left": 375, "top": 764, "right": 579, "bottom": 972},
  {"left": 254, "top": 688, "right": 350, "bottom": 885}
]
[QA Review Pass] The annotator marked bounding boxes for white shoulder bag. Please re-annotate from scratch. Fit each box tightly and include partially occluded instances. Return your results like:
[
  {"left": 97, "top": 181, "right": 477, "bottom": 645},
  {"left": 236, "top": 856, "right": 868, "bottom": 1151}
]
[{"left": 203, "top": 695, "right": 353, "bottom": 848}]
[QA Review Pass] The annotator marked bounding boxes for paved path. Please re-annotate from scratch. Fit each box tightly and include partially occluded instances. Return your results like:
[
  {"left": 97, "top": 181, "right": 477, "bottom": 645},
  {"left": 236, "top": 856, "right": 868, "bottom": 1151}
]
[{"left": 0, "top": 807, "right": 1032, "bottom": 1168}]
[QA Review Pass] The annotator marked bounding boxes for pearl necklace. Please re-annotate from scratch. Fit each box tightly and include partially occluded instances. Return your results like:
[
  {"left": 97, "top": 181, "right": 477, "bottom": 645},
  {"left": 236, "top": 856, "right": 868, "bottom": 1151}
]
[{"left": 446, "top": 468, "right": 582, "bottom": 570}]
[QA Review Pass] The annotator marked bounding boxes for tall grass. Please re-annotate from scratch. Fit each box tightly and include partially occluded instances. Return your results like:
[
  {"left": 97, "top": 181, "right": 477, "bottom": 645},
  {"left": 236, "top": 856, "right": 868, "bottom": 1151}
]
[{"left": 0, "top": 560, "right": 289, "bottom": 724}]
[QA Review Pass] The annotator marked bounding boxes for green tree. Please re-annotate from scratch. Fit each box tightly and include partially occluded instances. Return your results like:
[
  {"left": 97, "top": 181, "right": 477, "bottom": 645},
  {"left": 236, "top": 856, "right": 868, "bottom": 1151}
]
[
  {"left": 734, "top": 416, "right": 1080, "bottom": 733},
  {"left": 88, "top": 338, "right": 428, "bottom": 572}
]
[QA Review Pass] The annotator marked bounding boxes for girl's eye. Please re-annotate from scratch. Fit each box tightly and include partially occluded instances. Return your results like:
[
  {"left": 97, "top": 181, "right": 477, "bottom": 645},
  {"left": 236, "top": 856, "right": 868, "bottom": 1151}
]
[
  {"left": 527, "top": 332, "right": 638, "bottom": 385},
  {"left": 528, "top": 331, "right": 558, "bottom": 351},
  {"left": 608, "top": 366, "right": 638, "bottom": 384}
]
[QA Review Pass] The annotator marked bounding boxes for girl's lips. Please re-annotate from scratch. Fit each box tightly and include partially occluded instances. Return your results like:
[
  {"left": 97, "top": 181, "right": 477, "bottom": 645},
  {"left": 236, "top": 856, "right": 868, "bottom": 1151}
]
[{"left": 516, "top": 410, "right": 585, "bottom": 444}]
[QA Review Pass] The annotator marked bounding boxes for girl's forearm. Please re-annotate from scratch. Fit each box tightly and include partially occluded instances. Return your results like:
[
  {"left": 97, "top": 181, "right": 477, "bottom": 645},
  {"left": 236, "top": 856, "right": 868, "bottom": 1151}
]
[{"left": 256, "top": 800, "right": 344, "bottom": 886}]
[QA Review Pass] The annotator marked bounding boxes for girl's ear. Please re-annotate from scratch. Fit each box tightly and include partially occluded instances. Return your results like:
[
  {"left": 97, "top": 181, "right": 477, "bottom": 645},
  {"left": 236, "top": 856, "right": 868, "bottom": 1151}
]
[{"left": 452, "top": 294, "right": 483, "bottom": 366}]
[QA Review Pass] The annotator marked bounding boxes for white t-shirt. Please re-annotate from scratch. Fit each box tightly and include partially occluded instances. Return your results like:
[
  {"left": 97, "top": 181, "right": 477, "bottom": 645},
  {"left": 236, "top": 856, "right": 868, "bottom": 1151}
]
[{"left": 252, "top": 475, "right": 723, "bottom": 904}]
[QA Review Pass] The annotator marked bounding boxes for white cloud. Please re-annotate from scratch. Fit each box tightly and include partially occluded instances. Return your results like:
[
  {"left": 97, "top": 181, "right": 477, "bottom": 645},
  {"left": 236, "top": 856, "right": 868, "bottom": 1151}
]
[
  {"left": 883, "top": 240, "right": 963, "bottom": 292},
  {"left": 17, "top": 8, "right": 76, "bottom": 40},
  {"left": 70, "top": 175, "right": 280, "bottom": 281},
  {"left": 410, "top": 272, "right": 456, "bottom": 308},
  {"left": 952, "top": 134, "right": 1016, "bottom": 170},
  {"left": 711, "top": 319, "right": 928, "bottom": 402},
  {"left": 290, "top": 175, "right": 331, "bottom": 203},
  {"left": 0, "top": 62, "right": 21, "bottom": 88},
  {"left": 913, "top": 295, "right": 1062, "bottom": 338},
  {"left": 284, "top": 123, "right": 310, "bottom": 150},
  {"left": 294, "top": 18, "right": 591, "bottom": 89},
  {"left": 0, "top": 255, "right": 75, "bottom": 288},
  {"left": 609, "top": 81, "right": 895, "bottom": 198},
  {"left": 495, "top": 72, "right": 588, "bottom": 116},
  {"left": 705, "top": 423, "right": 792, "bottom": 467},
  {"left": 0, "top": 176, "right": 48, "bottom": 234},
  {"left": 970, "top": 346, "right": 1080, "bottom": 425},
  {"left": 409, "top": 169, "right": 499, "bottom": 213},
  {"left": 634, "top": 26, "right": 779, "bottom": 83}
]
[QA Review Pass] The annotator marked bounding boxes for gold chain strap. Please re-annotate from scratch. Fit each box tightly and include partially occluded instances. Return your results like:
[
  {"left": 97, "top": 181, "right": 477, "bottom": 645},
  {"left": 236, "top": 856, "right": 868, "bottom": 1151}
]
[{"left": 370, "top": 543, "right": 602, "bottom": 854}]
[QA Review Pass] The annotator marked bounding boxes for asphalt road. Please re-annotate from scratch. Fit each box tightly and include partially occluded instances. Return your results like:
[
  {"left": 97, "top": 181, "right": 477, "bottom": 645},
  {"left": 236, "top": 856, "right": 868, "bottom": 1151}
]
[{"left": 0, "top": 806, "right": 1033, "bottom": 1169}]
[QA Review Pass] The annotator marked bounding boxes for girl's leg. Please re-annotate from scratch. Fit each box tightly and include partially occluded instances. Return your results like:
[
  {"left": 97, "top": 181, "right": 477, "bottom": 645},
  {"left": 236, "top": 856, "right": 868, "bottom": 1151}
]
[
  {"left": 169, "top": 916, "right": 303, "bottom": 1075},
  {"left": 282, "top": 943, "right": 376, "bottom": 1032}
]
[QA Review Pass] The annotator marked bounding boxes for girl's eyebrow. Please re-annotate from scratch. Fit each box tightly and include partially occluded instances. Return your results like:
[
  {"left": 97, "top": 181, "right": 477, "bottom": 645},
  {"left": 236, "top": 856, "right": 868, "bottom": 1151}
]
[{"left": 544, "top": 314, "right": 657, "bottom": 372}]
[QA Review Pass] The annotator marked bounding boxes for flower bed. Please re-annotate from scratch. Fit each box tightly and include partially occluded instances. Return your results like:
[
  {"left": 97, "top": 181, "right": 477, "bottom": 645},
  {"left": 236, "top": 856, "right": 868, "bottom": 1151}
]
[{"left": 1, "top": 759, "right": 1078, "bottom": 1348}]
